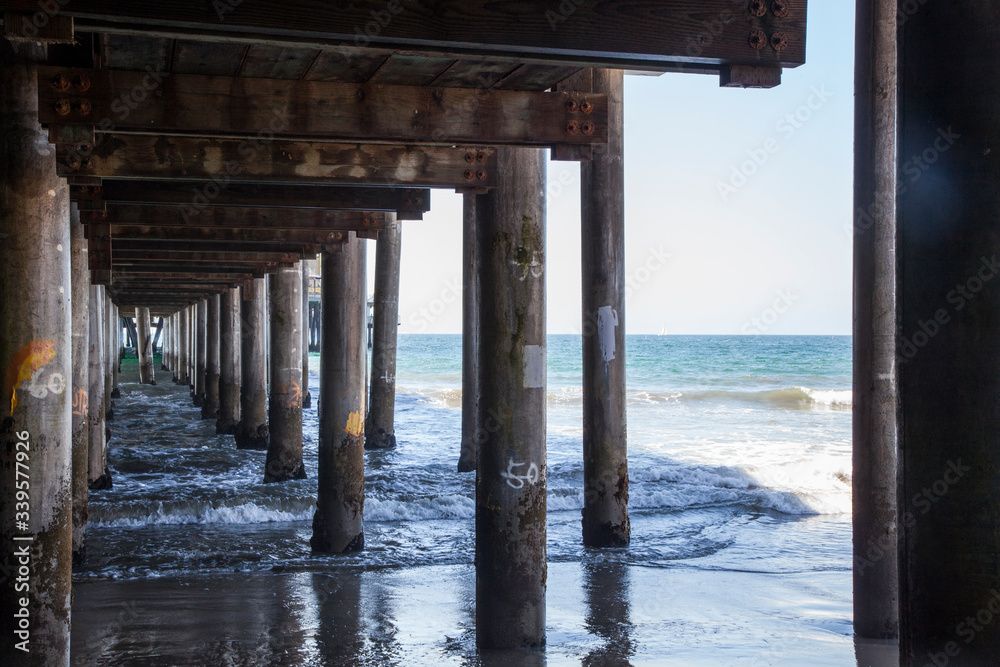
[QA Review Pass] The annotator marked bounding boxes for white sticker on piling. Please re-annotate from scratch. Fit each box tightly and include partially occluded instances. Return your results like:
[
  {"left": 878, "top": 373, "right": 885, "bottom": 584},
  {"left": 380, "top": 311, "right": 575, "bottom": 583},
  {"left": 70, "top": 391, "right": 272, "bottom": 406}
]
[
  {"left": 523, "top": 345, "right": 545, "bottom": 389},
  {"left": 597, "top": 306, "right": 618, "bottom": 364}
]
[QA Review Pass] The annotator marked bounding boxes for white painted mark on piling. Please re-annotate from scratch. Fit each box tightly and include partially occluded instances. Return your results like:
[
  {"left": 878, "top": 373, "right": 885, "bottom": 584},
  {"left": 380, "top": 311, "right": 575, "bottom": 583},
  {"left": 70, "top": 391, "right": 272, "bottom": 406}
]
[
  {"left": 56, "top": 244, "right": 63, "bottom": 252},
  {"left": 523, "top": 345, "right": 545, "bottom": 388},
  {"left": 596, "top": 306, "right": 618, "bottom": 365},
  {"left": 501, "top": 458, "right": 540, "bottom": 489}
]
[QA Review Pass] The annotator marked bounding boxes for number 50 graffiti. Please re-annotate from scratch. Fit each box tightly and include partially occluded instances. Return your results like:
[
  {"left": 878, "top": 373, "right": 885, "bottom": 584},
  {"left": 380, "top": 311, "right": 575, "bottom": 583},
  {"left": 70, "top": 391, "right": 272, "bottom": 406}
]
[{"left": 501, "top": 458, "right": 540, "bottom": 489}]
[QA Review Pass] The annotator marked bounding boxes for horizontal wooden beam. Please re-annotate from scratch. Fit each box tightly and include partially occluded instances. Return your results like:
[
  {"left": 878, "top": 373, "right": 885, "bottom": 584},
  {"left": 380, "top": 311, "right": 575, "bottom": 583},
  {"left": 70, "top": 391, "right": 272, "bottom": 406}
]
[
  {"left": 112, "top": 240, "right": 318, "bottom": 254},
  {"left": 114, "top": 250, "right": 297, "bottom": 263},
  {"left": 111, "top": 272, "right": 252, "bottom": 283},
  {"left": 57, "top": 135, "right": 494, "bottom": 188},
  {"left": 73, "top": 180, "right": 430, "bottom": 219},
  {"left": 2, "top": 1, "right": 806, "bottom": 70},
  {"left": 112, "top": 264, "right": 276, "bottom": 274},
  {"left": 85, "top": 206, "right": 385, "bottom": 230},
  {"left": 110, "top": 225, "right": 349, "bottom": 245},
  {"left": 37, "top": 66, "right": 608, "bottom": 146}
]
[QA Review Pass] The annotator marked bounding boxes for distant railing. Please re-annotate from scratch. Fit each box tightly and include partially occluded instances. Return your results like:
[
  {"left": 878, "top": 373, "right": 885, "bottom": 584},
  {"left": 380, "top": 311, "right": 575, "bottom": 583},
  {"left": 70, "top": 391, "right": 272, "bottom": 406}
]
[{"left": 308, "top": 275, "right": 321, "bottom": 298}]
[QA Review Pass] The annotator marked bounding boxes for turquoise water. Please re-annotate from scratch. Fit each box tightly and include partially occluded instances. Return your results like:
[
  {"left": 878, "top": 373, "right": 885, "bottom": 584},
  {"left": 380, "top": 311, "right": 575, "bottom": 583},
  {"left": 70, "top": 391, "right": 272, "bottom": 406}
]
[{"left": 77, "top": 335, "right": 855, "bottom": 663}]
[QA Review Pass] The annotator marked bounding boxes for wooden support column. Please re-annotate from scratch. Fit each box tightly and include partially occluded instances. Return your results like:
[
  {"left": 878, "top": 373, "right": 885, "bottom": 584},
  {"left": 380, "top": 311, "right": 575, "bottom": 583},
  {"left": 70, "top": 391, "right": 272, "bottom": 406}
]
[
  {"left": 0, "top": 47, "right": 73, "bottom": 665},
  {"left": 194, "top": 299, "right": 207, "bottom": 406},
  {"left": 217, "top": 287, "right": 241, "bottom": 435},
  {"left": 897, "top": 2, "right": 1000, "bottom": 662},
  {"left": 237, "top": 279, "right": 268, "bottom": 450},
  {"left": 311, "top": 237, "right": 366, "bottom": 553},
  {"left": 265, "top": 264, "right": 306, "bottom": 482},
  {"left": 169, "top": 313, "right": 177, "bottom": 380},
  {"left": 104, "top": 293, "right": 115, "bottom": 419},
  {"left": 136, "top": 307, "right": 155, "bottom": 384},
  {"left": 580, "top": 69, "right": 629, "bottom": 547},
  {"left": 475, "top": 147, "right": 547, "bottom": 649},
  {"left": 301, "top": 261, "right": 311, "bottom": 409},
  {"left": 458, "top": 194, "right": 479, "bottom": 472},
  {"left": 176, "top": 308, "right": 188, "bottom": 385},
  {"left": 367, "top": 214, "right": 401, "bottom": 450},
  {"left": 71, "top": 204, "right": 90, "bottom": 564},
  {"left": 161, "top": 316, "right": 169, "bottom": 371},
  {"left": 202, "top": 293, "right": 221, "bottom": 420},
  {"left": 87, "top": 286, "right": 110, "bottom": 491},
  {"left": 852, "top": 0, "right": 898, "bottom": 642},
  {"left": 188, "top": 305, "right": 196, "bottom": 393}
]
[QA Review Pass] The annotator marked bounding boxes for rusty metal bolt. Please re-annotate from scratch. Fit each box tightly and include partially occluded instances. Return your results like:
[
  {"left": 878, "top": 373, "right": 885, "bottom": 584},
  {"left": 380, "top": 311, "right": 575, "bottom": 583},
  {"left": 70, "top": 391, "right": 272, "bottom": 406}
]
[
  {"left": 772, "top": 0, "right": 790, "bottom": 18},
  {"left": 771, "top": 31, "right": 789, "bottom": 51},
  {"left": 67, "top": 159, "right": 81, "bottom": 171},
  {"left": 566, "top": 120, "right": 579, "bottom": 135},
  {"left": 74, "top": 100, "right": 92, "bottom": 116},
  {"left": 73, "top": 75, "right": 91, "bottom": 92},
  {"left": 433, "top": 88, "right": 445, "bottom": 101},
  {"left": 415, "top": 196, "right": 423, "bottom": 205},
  {"left": 464, "top": 169, "right": 475, "bottom": 180},
  {"left": 566, "top": 99, "right": 578, "bottom": 113},
  {"left": 581, "top": 121, "right": 595, "bottom": 136},
  {"left": 83, "top": 159, "right": 96, "bottom": 170},
  {"left": 55, "top": 99, "right": 72, "bottom": 116},
  {"left": 580, "top": 100, "right": 595, "bottom": 114},
  {"left": 465, "top": 152, "right": 475, "bottom": 163},
  {"left": 90, "top": 186, "right": 102, "bottom": 194},
  {"left": 52, "top": 74, "right": 71, "bottom": 91},
  {"left": 748, "top": 0, "right": 767, "bottom": 17},
  {"left": 97, "top": 209, "right": 108, "bottom": 218},
  {"left": 749, "top": 30, "right": 768, "bottom": 50},
  {"left": 476, "top": 170, "right": 487, "bottom": 181},
  {"left": 476, "top": 151, "right": 487, "bottom": 163},
  {"left": 404, "top": 197, "right": 413, "bottom": 206}
]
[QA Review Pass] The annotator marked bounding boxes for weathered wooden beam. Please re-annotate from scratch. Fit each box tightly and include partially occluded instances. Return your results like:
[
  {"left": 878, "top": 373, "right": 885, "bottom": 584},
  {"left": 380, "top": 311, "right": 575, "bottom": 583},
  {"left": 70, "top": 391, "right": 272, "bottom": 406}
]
[
  {"left": 112, "top": 240, "right": 318, "bottom": 255},
  {"left": 1, "top": 1, "right": 806, "bottom": 70},
  {"left": 37, "top": 66, "right": 608, "bottom": 146},
  {"left": 112, "top": 264, "right": 275, "bottom": 274},
  {"left": 57, "top": 135, "right": 495, "bottom": 188},
  {"left": 111, "top": 272, "right": 251, "bottom": 283},
  {"left": 84, "top": 206, "right": 385, "bottom": 231},
  {"left": 110, "top": 225, "right": 348, "bottom": 246},
  {"left": 73, "top": 181, "right": 431, "bottom": 219},
  {"left": 114, "top": 249, "right": 300, "bottom": 264}
]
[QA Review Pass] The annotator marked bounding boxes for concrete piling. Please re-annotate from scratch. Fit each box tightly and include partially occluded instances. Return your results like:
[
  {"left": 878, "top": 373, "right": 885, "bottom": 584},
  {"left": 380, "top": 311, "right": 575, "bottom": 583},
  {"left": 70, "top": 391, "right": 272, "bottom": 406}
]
[
  {"left": 237, "top": 279, "right": 269, "bottom": 450},
  {"left": 366, "top": 214, "right": 401, "bottom": 450},
  {"left": 311, "top": 237, "right": 366, "bottom": 553},
  {"left": 0, "top": 46, "right": 74, "bottom": 665},
  {"left": 265, "top": 265, "right": 306, "bottom": 482},
  {"left": 70, "top": 204, "right": 90, "bottom": 564},
  {"left": 203, "top": 294, "right": 221, "bottom": 420},
  {"left": 176, "top": 308, "right": 189, "bottom": 385},
  {"left": 88, "top": 287, "right": 111, "bottom": 490},
  {"left": 475, "top": 147, "right": 547, "bottom": 649},
  {"left": 458, "top": 194, "right": 479, "bottom": 472},
  {"left": 852, "top": 0, "right": 898, "bottom": 642},
  {"left": 104, "top": 294, "right": 115, "bottom": 419},
  {"left": 580, "top": 69, "right": 629, "bottom": 547},
  {"left": 896, "top": 3, "right": 1000, "bottom": 661},
  {"left": 217, "top": 287, "right": 241, "bottom": 434},
  {"left": 301, "top": 261, "right": 312, "bottom": 409},
  {"left": 136, "top": 307, "right": 155, "bottom": 384},
  {"left": 194, "top": 299, "right": 207, "bottom": 406}
]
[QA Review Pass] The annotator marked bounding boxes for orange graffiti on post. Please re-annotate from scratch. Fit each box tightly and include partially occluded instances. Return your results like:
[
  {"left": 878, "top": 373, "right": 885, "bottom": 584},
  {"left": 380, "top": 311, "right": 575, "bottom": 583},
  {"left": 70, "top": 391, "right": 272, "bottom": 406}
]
[
  {"left": 4, "top": 340, "right": 57, "bottom": 415},
  {"left": 72, "top": 387, "right": 89, "bottom": 417}
]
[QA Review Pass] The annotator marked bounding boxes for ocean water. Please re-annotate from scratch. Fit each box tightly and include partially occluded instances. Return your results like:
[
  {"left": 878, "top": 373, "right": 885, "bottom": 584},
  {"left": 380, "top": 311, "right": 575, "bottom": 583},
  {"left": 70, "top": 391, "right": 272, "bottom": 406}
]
[{"left": 74, "top": 335, "right": 857, "bottom": 665}]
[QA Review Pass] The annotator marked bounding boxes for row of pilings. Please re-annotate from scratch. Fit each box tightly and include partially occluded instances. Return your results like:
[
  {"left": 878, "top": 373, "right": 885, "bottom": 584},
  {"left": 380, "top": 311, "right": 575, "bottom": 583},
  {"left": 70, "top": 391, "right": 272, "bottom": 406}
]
[{"left": 1, "top": 46, "right": 631, "bottom": 665}]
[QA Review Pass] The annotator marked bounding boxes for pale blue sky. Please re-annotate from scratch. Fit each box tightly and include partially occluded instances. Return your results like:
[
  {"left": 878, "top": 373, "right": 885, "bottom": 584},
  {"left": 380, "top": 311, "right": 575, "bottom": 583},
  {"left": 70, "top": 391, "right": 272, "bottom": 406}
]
[{"left": 377, "top": 0, "right": 855, "bottom": 335}]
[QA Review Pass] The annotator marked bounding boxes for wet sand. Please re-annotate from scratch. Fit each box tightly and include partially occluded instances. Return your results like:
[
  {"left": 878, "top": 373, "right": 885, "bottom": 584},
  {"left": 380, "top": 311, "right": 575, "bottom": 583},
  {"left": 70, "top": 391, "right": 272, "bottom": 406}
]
[{"left": 70, "top": 560, "right": 884, "bottom": 666}]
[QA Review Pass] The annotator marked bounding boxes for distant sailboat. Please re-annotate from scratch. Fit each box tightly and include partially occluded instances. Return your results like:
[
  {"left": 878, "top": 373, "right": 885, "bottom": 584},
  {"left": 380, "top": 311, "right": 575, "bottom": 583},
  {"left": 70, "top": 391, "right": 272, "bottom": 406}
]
[{"left": 658, "top": 325, "right": 668, "bottom": 336}]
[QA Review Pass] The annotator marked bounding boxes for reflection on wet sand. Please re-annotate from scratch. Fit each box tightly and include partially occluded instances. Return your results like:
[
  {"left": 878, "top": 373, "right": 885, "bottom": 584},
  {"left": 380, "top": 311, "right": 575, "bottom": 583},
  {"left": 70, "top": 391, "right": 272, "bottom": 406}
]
[
  {"left": 855, "top": 636, "right": 898, "bottom": 666},
  {"left": 583, "top": 560, "right": 634, "bottom": 666}
]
